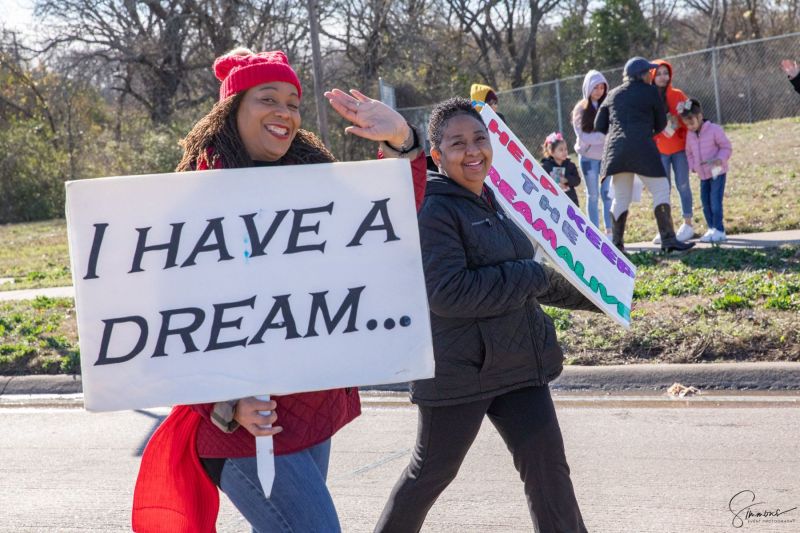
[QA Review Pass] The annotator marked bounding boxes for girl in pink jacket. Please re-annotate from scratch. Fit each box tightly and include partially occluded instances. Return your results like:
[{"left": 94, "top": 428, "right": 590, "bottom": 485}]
[{"left": 680, "top": 98, "right": 733, "bottom": 243}]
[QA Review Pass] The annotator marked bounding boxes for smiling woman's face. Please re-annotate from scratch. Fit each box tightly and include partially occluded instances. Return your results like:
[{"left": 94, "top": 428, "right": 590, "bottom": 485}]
[
  {"left": 431, "top": 114, "right": 492, "bottom": 195},
  {"left": 236, "top": 81, "right": 301, "bottom": 162}
]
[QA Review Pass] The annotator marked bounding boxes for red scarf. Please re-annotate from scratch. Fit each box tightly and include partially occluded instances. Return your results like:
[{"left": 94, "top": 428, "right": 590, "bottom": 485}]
[{"left": 132, "top": 406, "right": 219, "bottom": 533}]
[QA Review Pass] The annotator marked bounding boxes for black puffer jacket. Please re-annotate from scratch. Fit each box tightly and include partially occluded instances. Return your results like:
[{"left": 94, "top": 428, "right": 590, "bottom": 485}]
[
  {"left": 411, "top": 173, "right": 598, "bottom": 406},
  {"left": 594, "top": 78, "right": 667, "bottom": 179},
  {"left": 540, "top": 156, "right": 581, "bottom": 207}
]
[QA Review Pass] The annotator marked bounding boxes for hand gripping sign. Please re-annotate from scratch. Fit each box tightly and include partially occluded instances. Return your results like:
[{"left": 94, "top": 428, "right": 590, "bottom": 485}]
[
  {"left": 479, "top": 107, "right": 636, "bottom": 328},
  {"left": 65, "top": 158, "right": 434, "bottom": 496}
]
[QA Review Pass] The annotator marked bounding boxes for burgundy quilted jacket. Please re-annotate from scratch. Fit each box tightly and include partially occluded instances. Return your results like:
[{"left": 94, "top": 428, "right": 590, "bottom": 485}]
[
  {"left": 193, "top": 389, "right": 361, "bottom": 457},
  {"left": 188, "top": 143, "right": 428, "bottom": 458}
]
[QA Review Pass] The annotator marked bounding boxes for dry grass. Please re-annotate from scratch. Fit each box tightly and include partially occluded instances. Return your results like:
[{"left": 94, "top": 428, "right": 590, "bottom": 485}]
[
  {"left": 578, "top": 116, "right": 800, "bottom": 242},
  {"left": 0, "top": 219, "right": 71, "bottom": 290},
  {"left": 1, "top": 117, "right": 799, "bottom": 372}
]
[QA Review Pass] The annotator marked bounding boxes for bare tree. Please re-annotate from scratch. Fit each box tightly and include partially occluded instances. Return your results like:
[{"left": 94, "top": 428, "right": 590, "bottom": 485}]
[
  {"left": 32, "top": 0, "right": 308, "bottom": 124},
  {"left": 444, "top": 0, "right": 560, "bottom": 88},
  {"left": 647, "top": 0, "right": 679, "bottom": 56},
  {"left": 682, "top": 0, "right": 730, "bottom": 47}
]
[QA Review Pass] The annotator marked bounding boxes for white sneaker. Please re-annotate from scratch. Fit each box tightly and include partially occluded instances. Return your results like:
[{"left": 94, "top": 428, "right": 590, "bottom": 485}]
[
  {"left": 710, "top": 229, "right": 727, "bottom": 243},
  {"left": 699, "top": 229, "right": 716, "bottom": 243},
  {"left": 676, "top": 223, "right": 694, "bottom": 242},
  {"left": 652, "top": 231, "right": 661, "bottom": 245}
]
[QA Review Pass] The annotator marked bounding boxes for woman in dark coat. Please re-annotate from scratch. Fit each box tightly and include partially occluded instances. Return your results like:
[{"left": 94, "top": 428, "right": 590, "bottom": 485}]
[
  {"left": 594, "top": 56, "right": 694, "bottom": 252},
  {"left": 374, "top": 97, "right": 598, "bottom": 533}
]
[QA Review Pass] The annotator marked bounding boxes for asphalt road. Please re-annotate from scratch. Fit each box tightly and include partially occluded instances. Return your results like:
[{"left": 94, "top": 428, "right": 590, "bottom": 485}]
[{"left": 1, "top": 392, "right": 798, "bottom": 533}]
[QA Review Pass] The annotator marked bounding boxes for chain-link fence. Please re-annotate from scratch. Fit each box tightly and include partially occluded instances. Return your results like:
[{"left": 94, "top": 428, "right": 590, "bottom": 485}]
[{"left": 399, "top": 32, "right": 800, "bottom": 154}]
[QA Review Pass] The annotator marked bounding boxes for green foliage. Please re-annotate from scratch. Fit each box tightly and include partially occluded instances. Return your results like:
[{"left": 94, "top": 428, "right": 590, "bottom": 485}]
[
  {"left": 544, "top": 306, "right": 572, "bottom": 330},
  {"left": 0, "top": 118, "right": 68, "bottom": 223},
  {"left": 631, "top": 246, "right": 800, "bottom": 310},
  {"left": 554, "top": 15, "right": 592, "bottom": 77},
  {"left": 587, "top": 0, "right": 655, "bottom": 70},
  {"left": 711, "top": 293, "right": 750, "bottom": 310},
  {"left": 0, "top": 297, "right": 78, "bottom": 374}
]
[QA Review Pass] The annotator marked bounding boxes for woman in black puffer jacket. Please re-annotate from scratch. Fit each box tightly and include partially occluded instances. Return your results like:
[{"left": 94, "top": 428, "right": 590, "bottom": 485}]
[
  {"left": 374, "top": 97, "right": 599, "bottom": 533},
  {"left": 594, "top": 56, "right": 694, "bottom": 253}
]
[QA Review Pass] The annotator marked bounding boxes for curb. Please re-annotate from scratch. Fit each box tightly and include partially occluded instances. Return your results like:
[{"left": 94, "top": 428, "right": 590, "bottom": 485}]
[{"left": 3, "top": 362, "right": 800, "bottom": 396}]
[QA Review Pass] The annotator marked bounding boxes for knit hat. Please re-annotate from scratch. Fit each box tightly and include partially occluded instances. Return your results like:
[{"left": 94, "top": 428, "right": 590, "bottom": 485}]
[
  {"left": 213, "top": 48, "right": 302, "bottom": 101},
  {"left": 470, "top": 83, "right": 497, "bottom": 109}
]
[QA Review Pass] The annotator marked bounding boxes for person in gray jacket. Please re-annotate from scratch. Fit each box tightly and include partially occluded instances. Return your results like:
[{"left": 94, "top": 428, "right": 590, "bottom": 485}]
[
  {"left": 374, "top": 97, "right": 598, "bottom": 533},
  {"left": 572, "top": 69, "right": 611, "bottom": 233},
  {"left": 595, "top": 56, "right": 694, "bottom": 252}
]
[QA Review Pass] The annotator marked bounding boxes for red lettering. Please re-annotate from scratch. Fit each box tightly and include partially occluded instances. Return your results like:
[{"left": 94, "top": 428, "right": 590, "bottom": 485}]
[
  {"left": 499, "top": 131, "right": 510, "bottom": 146},
  {"left": 488, "top": 119, "right": 500, "bottom": 134},
  {"left": 539, "top": 175, "right": 559, "bottom": 196},
  {"left": 523, "top": 158, "right": 535, "bottom": 176},
  {"left": 498, "top": 180, "right": 517, "bottom": 202},
  {"left": 507, "top": 141, "right": 524, "bottom": 162},
  {"left": 513, "top": 201, "right": 533, "bottom": 225},
  {"left": 532, "top": 218, "right": 558, "bottom": 250},
  {"left": 488, "top": 166, "right": 502, "bottom": 186}
]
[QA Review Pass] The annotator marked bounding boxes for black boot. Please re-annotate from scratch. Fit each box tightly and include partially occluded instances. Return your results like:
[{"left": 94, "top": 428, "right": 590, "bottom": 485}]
[
  {"left": 611, "top": 211, "right": 628, "bottom": 252},
  {"left": 654, "top": 204, "right": 695, "bottom": 252}
]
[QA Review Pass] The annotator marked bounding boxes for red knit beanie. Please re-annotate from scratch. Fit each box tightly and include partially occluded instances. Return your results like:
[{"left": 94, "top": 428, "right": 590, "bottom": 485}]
[{"left": 213, "top": 49, "right": 302, "bottom": 101}]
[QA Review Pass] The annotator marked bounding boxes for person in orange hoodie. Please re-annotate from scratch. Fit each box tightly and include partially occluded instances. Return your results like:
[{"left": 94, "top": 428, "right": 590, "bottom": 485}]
[{"left": 650, "top": 59, "right": 695, "bottom": 244}]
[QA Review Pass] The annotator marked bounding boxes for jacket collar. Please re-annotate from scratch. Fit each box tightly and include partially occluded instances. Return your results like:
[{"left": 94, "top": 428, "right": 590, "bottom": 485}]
[{"left": 425, "top": 172, "right": 500, "bottom": 209}]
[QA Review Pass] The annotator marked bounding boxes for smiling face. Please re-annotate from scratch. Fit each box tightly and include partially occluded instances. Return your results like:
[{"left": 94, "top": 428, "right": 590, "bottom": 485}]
[
  {"left": 654, "top": 65, "right": 671, "bottom": 88},
  {"left": 431, "top": 114, "right": 492, "bottom": 195},
  {"left": 236, "top": 81, "right": 301, "bottom": 162}
]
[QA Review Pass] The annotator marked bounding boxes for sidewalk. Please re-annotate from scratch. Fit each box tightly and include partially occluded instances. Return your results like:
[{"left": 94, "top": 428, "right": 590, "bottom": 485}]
[{"left": 626, "top": 228, "right": 800, "bottom": 251}]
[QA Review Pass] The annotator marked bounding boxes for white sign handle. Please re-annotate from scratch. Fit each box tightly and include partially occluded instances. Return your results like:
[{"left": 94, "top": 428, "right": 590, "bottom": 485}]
[{"left": 255, "top": 394, "right": 275, "bottom": 498}]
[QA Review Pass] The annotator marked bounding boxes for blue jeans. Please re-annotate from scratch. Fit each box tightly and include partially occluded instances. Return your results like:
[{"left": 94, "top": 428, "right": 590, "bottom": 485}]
[
  {"left": 700, "top": 174, "right": 726, "bottom": 232},
  {"left": 220, "top": 439, "right": 340, "bottom": 533},
  {"left": 579, "top": 156, "right": 612, "bottom": 231},
  {"left": 660, "top": 151, "right": 692, "bottom": 218}
]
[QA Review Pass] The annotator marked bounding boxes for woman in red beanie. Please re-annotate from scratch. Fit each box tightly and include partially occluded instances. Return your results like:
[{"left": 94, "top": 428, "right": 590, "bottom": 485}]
[{"left": 132, "top": 47, "right": 427, "bottom": 533}]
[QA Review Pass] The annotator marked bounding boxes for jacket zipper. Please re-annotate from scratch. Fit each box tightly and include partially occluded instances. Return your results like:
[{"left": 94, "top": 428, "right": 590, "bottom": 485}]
[{"left": 493, "top": 205, "right": 545, "bottom": 381}]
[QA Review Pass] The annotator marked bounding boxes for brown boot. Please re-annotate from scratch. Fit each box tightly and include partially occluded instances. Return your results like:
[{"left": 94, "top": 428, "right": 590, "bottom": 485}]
[
  {"left": 611, "top": 211, "right": 628, "bottom": 252},
  {"left": 654, "top": 204, "right": 695, "bottom": 252}
]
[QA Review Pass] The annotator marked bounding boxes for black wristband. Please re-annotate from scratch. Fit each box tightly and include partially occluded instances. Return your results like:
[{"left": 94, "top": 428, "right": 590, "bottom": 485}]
[{"left": 387, "top": 124, "right": 420, "bottom": 154}]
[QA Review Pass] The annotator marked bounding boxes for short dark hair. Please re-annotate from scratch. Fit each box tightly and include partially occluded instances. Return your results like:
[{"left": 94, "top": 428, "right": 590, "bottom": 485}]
[
  {"left": 427, "top": 97, "right": 485, "bottom": 151},
  {"left": 679, "top": 98, "right": 703, "bottom": 118}
]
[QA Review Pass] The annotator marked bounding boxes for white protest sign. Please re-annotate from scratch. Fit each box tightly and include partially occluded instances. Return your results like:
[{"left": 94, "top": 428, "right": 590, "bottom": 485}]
[
  {"left": 479, "top": 107, "right": 636, "bottom": 328},
  {"left": 66, "top": 159, "right": 435, "bottom": 413}
]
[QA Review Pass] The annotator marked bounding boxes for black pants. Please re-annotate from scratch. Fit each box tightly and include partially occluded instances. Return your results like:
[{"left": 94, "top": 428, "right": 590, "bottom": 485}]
[{"left": 374, "top": 385, "right": 587, "bottom": 533}]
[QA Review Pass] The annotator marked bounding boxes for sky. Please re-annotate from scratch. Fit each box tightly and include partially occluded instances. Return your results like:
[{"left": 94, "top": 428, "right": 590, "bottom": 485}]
[{"left": 3, "top": 0, "right": 36, "bottom": 36}]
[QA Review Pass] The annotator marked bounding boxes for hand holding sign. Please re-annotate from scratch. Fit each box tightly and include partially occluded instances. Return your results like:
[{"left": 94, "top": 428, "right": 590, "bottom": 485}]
[{"left": 235, "top": 397, "right": 281, "bottom": 437}]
